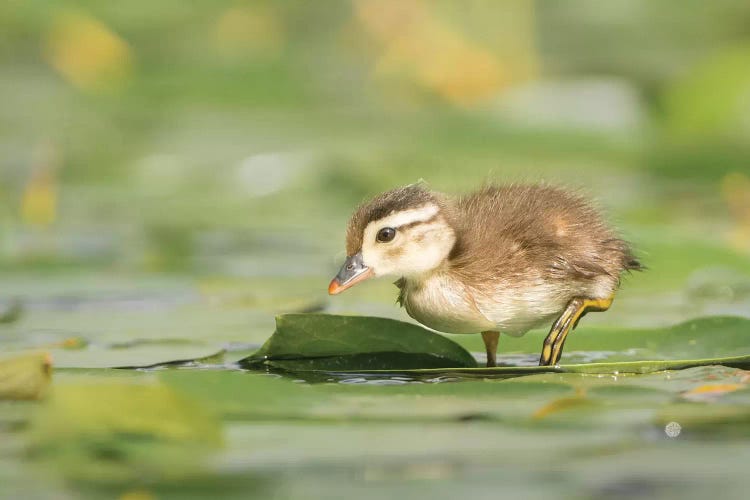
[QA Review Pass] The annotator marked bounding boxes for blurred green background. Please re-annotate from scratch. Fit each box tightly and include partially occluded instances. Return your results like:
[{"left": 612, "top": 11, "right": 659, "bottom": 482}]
[
  {"left": 2, "top": 1, "right": 750, "bottom": 499},
  {"left": 2, "top": 0, "right": 749, "bottom": 293}
]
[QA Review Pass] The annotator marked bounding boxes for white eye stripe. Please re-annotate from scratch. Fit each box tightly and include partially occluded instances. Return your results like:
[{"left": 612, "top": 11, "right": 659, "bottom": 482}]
[
  {"left": 406, "top": 222, "right": 445, "bottom": 237},
  {"left": 396, "top": 214, "right": 442, "bottom": 231},
  {"left": 366, "top": 204, "right": 440, "bottom": 233}
]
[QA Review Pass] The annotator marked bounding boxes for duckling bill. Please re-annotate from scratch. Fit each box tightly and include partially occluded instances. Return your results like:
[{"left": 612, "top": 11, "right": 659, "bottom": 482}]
[{"left": 329, "top": 183, "right": 641, "bottom": 367}]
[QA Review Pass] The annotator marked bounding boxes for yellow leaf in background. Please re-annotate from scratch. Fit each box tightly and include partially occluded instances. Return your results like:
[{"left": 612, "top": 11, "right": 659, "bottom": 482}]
[
  {"left": 721, "top": 172, "right": 750, "bottom": 252},
  {"left": 21, "top": 141, "right": 60, "bottom": 228},
  {"left": 21, "top": 167, "right": 57, "bottom": 227},
  {"left": 214, "top": 4, "right": 284, "bottom": 59},
  {"left": 120, "top": 489, "right": 156, "bottom": 500},
  {"left": 45, "top": 10, "right": 133, "bottom": 92},
  {"left": 532, "top": 388, "right": 588, "bottom": 419},
  {"left": 58, "top": 337, "right": 88, "bottom": 349},
  {"left": 355, "top": 0, "right": 537, "bottom": 106},
  {"left": 681, "top": 383, "right": 747, "bottom": 402},
  {"left": 0, "top": 352, "right": 52, "bottom": 401}
]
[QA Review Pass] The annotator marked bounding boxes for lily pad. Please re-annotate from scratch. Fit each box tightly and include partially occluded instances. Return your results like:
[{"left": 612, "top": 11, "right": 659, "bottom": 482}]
[
  {"left": 241, "top": 314, "right": 477, "bottom": 370},
  {"left": 241, "top": 314, "right": 750, "bottom": 375},
  {"left": 5, "top": 341, "right": 224, "bottom": 369},
  {"left": 27, "top": 381, "right": 223, "bottom": 483},
  {"left": 0, "top": 352, "right": 51, "bottom": 400}
]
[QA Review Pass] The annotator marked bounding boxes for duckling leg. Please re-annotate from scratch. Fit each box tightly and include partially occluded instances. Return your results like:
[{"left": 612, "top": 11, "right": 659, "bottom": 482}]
[
  {"left": 481, "top": 331, "right": 500, "bottom": 367},
  {"left": 539, "top": 296, "right": 613, "bottom": 366}
]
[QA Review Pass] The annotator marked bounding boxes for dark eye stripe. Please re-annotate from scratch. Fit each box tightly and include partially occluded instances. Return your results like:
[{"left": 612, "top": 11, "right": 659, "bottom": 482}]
[
  {"left": 372, "top": 213, "right": 441, "bottom": 244},
  {"left": 395, "top": 213, "right": 440, "bottom": 231}
]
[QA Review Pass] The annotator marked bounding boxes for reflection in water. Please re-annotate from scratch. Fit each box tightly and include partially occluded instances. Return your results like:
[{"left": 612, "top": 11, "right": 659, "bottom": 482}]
[{"left": 142, "top": 347, "right": 646, "bottom": 384}]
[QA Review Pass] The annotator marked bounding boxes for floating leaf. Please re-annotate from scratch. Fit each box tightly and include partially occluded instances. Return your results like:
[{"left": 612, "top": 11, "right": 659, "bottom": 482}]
[
  {"left": 29, "top": 381, "right": 222, "bottom": 483},
  {"left": 681, "top": 383, "right": 747, "bottom": 402},
  {"left": 8, "top": 341, "right": 224, "bottom": 370},
  {"left": 33, "top": 382, "right": 221, "bottom": 443},
  {"left": 241, "top": 314, "right": 477, "bottom": 371},
  {"left": 243, "top": 315, "right": 750, "bottom": 376},
  {"left": 532, "top": 389, "right": 589, "bottom": 419},
  {"left": 0, "top": 299, "right": 23, "bottom": 324},
  {"left": 0, "top": 352, "right": 51, "bottom": 400},
  {"left": 161, "top": 369, "right": 575, "bottom": 423}
]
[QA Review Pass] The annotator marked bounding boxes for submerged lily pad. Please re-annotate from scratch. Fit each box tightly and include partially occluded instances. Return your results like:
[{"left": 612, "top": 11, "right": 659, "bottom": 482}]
[
  {"left": 241, "top": 314, "right": 750, "bottom": 375},
  {"left": 241, "top": 314, "right": 478, "bottom": 370}
]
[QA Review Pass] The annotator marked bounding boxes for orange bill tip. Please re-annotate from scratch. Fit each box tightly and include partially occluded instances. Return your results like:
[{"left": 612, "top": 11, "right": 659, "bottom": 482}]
[
  {"left": 328, "top": 279, "right": 342, "bottom": 295},
  {"left": 327, "top": 268, "right": 373, "bottom": 295}
]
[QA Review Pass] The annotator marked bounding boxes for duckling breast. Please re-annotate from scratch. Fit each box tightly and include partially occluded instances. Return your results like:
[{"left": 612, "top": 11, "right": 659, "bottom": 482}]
[{"left": 400, "top": 274, "right": 496, "bottom": 334}]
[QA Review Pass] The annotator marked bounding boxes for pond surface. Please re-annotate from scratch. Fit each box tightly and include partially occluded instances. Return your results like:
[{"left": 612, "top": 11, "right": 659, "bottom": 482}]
[{"left": 3, "top": 267, "right": 750, "bottom": 499}]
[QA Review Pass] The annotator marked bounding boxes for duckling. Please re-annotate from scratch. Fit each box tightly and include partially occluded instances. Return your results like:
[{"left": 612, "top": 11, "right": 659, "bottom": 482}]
[{"left": 328, "top": 183, "right": 641, "bottom": 367}]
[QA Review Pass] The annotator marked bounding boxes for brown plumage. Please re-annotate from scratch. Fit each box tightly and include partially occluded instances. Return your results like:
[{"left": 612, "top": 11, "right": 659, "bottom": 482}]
[
  {"left": 346, "top": 184, "right": 443, "bottom": 256},
  {"left": 449, "top": 184, "right": 640, "bottom": 285},
  {"left": 330, "top": 182, "right": 641, "bottom": 367}
]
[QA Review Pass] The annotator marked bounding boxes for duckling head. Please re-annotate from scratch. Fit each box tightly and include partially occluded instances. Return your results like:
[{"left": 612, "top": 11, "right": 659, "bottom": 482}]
[{"left": 329, "top": 184, "right": 456, "bottom": 295}]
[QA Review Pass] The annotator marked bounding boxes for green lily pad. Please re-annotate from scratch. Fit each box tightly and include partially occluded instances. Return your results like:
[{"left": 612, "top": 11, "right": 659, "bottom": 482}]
[
  {"left": 5, "top": 341, "right": 224, "bottom": 369},
  {"left": 27, "top": 381, "right": 223, "bottom": 483},
  {"left": 241, "top": 314, "right": 750, "bottom": 375},
  {"left": 240, "top": 314, "right": 478, "bottom": 370}
]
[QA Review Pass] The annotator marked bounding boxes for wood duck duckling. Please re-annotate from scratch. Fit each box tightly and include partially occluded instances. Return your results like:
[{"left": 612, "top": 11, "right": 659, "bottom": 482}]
[{"left": 328, "top": 183, "right": 641, "bottom": 367}]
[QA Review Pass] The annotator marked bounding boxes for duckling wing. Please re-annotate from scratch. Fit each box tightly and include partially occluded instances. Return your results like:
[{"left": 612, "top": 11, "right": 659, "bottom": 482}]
[{"left": 450, "top": 184, "right": 637, "bottom": 288}]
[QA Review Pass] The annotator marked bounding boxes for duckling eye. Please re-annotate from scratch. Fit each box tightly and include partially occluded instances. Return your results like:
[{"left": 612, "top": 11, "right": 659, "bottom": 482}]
[{"left": 376, "top": 227, "right": 396, "bottom": 243}]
